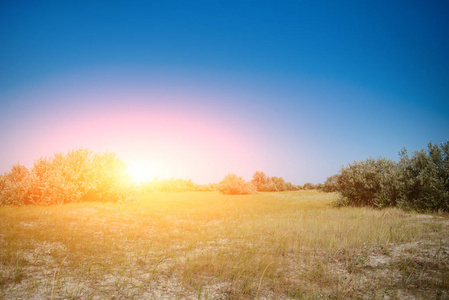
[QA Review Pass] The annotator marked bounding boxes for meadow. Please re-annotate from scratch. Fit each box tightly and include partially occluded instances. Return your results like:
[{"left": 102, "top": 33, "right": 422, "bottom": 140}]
[{"left": 0, "top": 190, "right": 448, "bottom": 299}]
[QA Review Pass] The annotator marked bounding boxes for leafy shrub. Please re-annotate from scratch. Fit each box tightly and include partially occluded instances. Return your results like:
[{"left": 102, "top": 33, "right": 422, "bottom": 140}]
[
  {"left": 219, "top": 174, "right": 257, "bottom": 195},
  {"left": 331, "top": 141, "right": 449, "bottom": 212},
  {"left": 398, "top": 142, "right": 449, "bottom": 212},
  {"left": 302, "top": 182, "right": 316, "bottom": 190},
  {"left": 28, "top": 149, "right": 93, "bottom": 205},
  {"left": 0, "top": 148, "right": 134, "bottom": 205},
  {"left": 0, "top": 164, "right": 32, "bottom": 205},
  {"left": 88, "top": 152, "right": 134, "bottom": 202},
  {"left": 322, "top": 175, "right": 339, "bottom": 192},
  {"left": 251, "top": 171, "right": 298, "bottom": 192},
  {"left": 271, "top": 176, "right": 287, "bottom": 191},
  {"left": 334, "top": 157, "right": 400, "bottom": 208},
  {"left": 251, "top": 171, "right": 277, "bottom": 191}
]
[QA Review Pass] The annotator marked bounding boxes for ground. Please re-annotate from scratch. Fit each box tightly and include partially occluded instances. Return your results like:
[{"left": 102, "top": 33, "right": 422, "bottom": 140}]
[{"left": 0, "top": 191, "right": 448, "bottom": 299}]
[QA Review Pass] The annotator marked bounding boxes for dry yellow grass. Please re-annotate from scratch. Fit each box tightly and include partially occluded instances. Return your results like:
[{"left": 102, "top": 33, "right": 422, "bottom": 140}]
[{"left": 0, "top": 191, "right": 448, "bottom": 299}]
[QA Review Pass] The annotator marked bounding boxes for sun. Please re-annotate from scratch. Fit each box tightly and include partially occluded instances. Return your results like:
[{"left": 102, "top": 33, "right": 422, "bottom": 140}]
[{"left": 127, "top": 163, "right": 155, "bottom": 185}]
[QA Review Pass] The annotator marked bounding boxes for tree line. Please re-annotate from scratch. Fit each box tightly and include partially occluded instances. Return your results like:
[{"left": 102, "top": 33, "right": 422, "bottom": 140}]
[
  {"left": 3, "top": 141, "right": 446, "bottom": 211},
  {"left": 217, "top": 172, "right": 316, "bottom": 195},
  {"left": 0, "top": 148, "right": 312, "bottom": 205}
]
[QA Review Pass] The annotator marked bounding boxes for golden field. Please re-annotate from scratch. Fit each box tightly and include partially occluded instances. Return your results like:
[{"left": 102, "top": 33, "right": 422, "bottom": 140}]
[{"left": 0, "top": 191, "right": 448, "bottom": 299}]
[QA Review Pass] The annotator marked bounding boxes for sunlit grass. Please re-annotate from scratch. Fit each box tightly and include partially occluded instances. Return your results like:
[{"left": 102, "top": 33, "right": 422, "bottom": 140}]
[{"left": 1, "top": 191, "right": 448, "bottom": 299}]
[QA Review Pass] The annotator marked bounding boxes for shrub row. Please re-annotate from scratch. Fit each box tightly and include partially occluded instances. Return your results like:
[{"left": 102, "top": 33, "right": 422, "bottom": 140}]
[
  {"left": 0, "top": 149, "right": 134, "bottom": 205},
  {"left": 251, "top": 171, "right": 300, "bottom": 192},
  {"left": 329, "top": 141, "right": 449, "bottom": 212},
  {"left": 218, "top": 171, "right": 301, "bottom": 195}
]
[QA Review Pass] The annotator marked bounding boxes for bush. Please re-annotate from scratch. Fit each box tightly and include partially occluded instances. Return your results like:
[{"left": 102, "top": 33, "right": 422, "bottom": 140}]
[
  {"left": 331, "top": 141, "right": 449, "bottom": 212},
  {"left": 322, "top": 175, "right": 339, "bottom": 192},
  {"left": 398, "top": 142, "right": 449, "bottom": 212},
  {"left": 251, "top": 171, "right": 297, "bottom": 192},
  {"left": 28, "top": 149, "right": 92, "bottom": 205},
  {"left": 271, "top": 176, "right": 287, "bottom": 191},
  {"left": 219, "top": 174, "right": 257, "bottom": 195},
  {"left": 0, "top": 164, "right": 32, "bottom": 205},
  {"left": 251, "top": 171, "right": 277, "bottom": 191},
  {"left": 0, "top": 148, "right": 134, "bottom": 205},
  {"left": 334, "top": 157, "right": 400, "bottom": 208},
  {"left": 302, "top": 182, "right": 316, "bottom": 190}
]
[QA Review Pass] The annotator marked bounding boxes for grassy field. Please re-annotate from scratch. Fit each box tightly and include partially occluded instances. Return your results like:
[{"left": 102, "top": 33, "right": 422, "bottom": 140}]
[{"left": 0, "top": 190, "right": 448, "bottom": 299}]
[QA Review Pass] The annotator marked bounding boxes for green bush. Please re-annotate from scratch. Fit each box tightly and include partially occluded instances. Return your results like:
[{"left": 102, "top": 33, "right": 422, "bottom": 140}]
[
  {"left": 334, "top": 157, "right": 400, "bottom": 208},
  {"left": 332, "top": 141, "right": 449, "bottom": 212},
  {"left": 322, "top": 175, "right": 339, "bottom": 192},
  {"left": 219, "top": 174, "right": 257, "bottom": 195},
  {"left": 398, "top": 142, "right": 449, "bottom": 212}
]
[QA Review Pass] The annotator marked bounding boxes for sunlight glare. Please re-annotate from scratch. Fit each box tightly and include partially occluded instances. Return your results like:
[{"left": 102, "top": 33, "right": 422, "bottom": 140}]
[{"left": 127, "top": 162, "right": 155, "bottom": 185}]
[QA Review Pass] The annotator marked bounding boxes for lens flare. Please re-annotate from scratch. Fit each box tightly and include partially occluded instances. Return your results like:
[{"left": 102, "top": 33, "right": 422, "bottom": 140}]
[{"left": 127, "top": 162, "right": 155, "bottom": 185}]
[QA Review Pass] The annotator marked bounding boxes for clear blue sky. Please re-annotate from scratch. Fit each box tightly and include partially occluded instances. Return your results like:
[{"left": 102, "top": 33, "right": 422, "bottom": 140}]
[{"left": 1, "top": 0, "right": 448, "bottom": 184}]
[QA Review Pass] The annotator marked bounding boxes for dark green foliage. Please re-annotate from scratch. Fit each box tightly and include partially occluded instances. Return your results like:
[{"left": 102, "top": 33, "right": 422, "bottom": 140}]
[
  {"left": 332, "top": 141, "right": 449, "bottom": 212},
  {"left": 335, "top": 158, "right": 400, "bottom": 208},
  {"left": 398, "top": 142, "right": 449, "bottom": 212},
  {"left": 322, "top": 175, "right": 339, "bottom": 192}
]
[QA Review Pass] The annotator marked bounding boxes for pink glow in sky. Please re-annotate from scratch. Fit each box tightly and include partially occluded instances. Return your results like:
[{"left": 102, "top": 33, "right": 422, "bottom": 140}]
[{"left": 0, "top": 82, "right": 275, "bottom": 184}]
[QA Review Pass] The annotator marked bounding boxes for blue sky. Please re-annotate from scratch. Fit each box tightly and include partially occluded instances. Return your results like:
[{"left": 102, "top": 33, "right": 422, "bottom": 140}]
[{"left": 1, "top": 0, "right": 448, "bottom": 184}]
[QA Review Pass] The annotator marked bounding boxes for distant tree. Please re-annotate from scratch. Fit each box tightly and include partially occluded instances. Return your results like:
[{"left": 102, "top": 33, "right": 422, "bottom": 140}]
[
  {"left": 303, "top": 182, "right": 316, "bottom": 190},
  {"left": 271, "top": 176, "right": 287, "bottom": 191},
  {"left": 251, "top": 171, "right": 299, "bottom": 192},
  {"left": 251, "top": 171, "right": 269, "bottom": 190},
  {"left": 251, "top": 171, "right": 277, "bottom": 191},
  {"left": 322, "top": 174, "right": 339, "bottom": 192},
  {"left": 219, "top": 174, "right": 257, "bottom": 195},
  {"left": 285, "top": 182, "right": 294, "bottom": 191}
]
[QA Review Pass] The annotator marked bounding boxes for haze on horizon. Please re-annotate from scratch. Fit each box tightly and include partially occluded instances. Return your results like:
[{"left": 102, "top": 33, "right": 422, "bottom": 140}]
[{"left": 1, "top": 1, "right": 448, "bottom": 184}]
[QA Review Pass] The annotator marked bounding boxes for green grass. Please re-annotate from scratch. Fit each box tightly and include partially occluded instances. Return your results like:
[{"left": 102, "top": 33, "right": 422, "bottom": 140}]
[{"left": 0, "top": 191, "right": 448, "bottom": 299}]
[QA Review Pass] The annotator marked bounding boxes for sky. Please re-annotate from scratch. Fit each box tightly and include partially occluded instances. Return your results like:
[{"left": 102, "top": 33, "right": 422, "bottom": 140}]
[{"left": 0, "top": 0, "right": 448, "bottom": 184}]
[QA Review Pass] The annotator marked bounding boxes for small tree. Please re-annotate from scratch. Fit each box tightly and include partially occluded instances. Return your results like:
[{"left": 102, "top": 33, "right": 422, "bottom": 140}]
[{"left": 219, "top": 174, "right": 257, "bottom": 195}]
